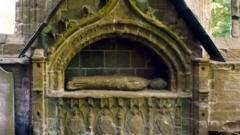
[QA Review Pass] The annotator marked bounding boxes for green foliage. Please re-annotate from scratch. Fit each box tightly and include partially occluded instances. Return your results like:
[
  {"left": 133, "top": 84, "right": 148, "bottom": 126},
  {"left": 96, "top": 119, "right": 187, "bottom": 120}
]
[{"left": 211, "top": 0, "right": 231, "bottom": 37}]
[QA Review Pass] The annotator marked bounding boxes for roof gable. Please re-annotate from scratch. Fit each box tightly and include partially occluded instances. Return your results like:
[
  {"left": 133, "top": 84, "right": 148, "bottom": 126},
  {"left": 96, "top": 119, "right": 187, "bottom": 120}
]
[
  {"left": 19, "top": 0, "right": 225, "bottom": 61},
  {"left": 170, "top": 0, "right": 224, "bottom": 61}
]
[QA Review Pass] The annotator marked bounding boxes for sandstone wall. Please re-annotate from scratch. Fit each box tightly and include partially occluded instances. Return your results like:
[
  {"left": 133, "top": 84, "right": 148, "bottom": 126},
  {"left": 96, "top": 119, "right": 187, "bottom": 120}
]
[
  {"left": 185, "top": 0, "right": 211, "bottom": 33},
  {"left": 0, "top": 0, "right": 240, "bottom": 135},
  {"left": 208, "top": 62, "right": 240, "bottom": 133},
  {"left": 208, "top": 37, "right": 240, "bottom": 134}
]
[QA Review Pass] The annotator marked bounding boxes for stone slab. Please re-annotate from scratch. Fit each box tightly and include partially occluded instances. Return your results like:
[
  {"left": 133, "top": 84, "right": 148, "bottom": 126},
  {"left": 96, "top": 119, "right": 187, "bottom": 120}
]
[
  {"left": 0, "top": 67, "right": 14, "bottom": 135},
  {"left": 47, "top": 90, "right": 191, "bottom": 99}
]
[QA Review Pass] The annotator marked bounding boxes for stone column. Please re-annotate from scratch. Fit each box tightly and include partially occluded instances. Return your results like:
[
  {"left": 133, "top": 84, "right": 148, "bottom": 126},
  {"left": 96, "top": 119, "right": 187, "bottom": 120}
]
[
  {"left": 31, "top": 49, "right": 46, "bottom": 135},
  {"left": 193, "top": 59, "right": 211, "bottom": 135}
]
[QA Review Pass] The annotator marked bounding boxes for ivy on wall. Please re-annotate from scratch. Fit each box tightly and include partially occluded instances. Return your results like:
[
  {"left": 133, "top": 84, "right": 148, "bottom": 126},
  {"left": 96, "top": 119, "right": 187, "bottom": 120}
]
[{"left": 211, "top": 0, "right": 231, "bottom": 37}]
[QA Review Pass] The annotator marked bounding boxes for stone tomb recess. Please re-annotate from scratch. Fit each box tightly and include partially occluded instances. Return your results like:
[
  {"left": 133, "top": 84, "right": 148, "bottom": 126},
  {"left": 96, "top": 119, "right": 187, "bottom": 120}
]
[
  {"left": 30, "top": 0, "right": 197, "bottom": 134},
  {"left": 65, "top": 38, "right": 171, "bottom": 91}
]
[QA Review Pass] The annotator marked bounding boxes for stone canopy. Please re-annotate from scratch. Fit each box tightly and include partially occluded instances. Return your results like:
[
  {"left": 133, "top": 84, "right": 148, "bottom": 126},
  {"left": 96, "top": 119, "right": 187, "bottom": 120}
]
[{"left": 24, "top": 0, "right": 224, "bottom": 92}]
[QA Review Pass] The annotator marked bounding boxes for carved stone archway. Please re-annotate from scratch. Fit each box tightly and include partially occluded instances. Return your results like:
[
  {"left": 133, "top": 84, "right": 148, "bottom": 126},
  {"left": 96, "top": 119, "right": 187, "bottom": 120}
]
[{"left": 47, "top": 22, "right": 192, "bottom": 92}]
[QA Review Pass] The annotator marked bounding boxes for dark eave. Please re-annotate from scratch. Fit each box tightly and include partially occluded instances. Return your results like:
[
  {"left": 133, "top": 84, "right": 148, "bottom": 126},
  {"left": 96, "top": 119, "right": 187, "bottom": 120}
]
[
  {"left": 169, "top": 0, "right": 225, "bottom": 62},
  {"left": 19, "top": 0, "right": 225, "bottom": 62}
]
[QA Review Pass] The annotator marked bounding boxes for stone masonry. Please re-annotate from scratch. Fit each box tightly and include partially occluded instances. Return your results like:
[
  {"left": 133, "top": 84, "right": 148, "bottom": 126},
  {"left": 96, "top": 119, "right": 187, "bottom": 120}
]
[{"left": 0, "top": 0, "right": 240, "bottom": 135}]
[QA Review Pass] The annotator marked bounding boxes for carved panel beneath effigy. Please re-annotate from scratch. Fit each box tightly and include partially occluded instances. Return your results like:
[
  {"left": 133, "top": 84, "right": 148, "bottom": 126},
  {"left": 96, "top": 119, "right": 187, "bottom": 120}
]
[{"left": 45, "top": 97, "right": 191, "bottom": 135}]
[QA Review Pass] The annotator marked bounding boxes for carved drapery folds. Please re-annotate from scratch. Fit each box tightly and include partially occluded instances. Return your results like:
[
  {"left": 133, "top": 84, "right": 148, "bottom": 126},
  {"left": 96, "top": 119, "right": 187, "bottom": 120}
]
[
  {"left": 66, "top": 109, "right": 85, "bottom": 134},
  {"left": 47, "top": 98, "right": 184, "bottom": 135}
]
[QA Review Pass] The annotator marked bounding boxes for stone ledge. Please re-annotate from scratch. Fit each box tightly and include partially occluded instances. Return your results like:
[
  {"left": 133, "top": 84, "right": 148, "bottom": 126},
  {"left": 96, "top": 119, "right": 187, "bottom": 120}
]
[
  {"left": 0, "top": 57, "right": 29, "bottom": 64},
  {"left": 47, "top": 90, "right": 192, "bottom": 99}
]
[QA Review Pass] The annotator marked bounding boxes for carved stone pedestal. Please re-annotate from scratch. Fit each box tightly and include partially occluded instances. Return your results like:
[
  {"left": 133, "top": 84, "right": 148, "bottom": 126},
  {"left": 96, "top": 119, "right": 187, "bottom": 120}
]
[{"left": 44, "top": 95, "right": 191, "bottom": 135}]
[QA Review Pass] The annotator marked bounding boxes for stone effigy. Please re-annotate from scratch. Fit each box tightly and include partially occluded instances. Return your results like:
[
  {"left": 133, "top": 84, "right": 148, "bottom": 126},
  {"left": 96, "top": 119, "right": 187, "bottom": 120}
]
[
  {"left": 67, "top": 76, "right": 168, "bottom": 91},
  {"left": 67, "top": 76, "right": 149, "bottom": 91},
  {"left": 149, "top": 78, "right": 168, "bottom": 90}
]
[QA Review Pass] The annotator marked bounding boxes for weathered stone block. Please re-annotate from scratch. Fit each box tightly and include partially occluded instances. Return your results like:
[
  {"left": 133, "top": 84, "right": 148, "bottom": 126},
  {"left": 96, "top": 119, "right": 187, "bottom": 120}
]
[
  {"left": 214, "top": 38, "right": 240, "bottom": 61},
  {"left": 32, "top": 63, "right": 45, "bottom": 91},
  {"left": 0, "top": 35, "right": 7, "bottom": 44},
  {"left": 216, "top": 91, "right": 240, "bottom": 102},
  {"left": 35, "top": 9, "right": 47, "bottom": 23},
  {"left": 86, "top": 69, "right": 104, "bottom": 76},
  {"left": 213, "top": 69, "right": 229, "bottom": 92},
  {"left": 119, "top": 69, "right": 135, "bottom": 76},
  {"left": 33, "top": 122, "right": 42, "bottom": 135},
  {"left": 32, "top": 102, "right": 43, "bottom": 121},
  {"left": 224, "top": 81, "right": 240, "bottom": 91},
  {"left": 211, "top": 102, "right": 237, "bottom": 112},
  {"left": 32, "top": 0, "right": 46, "bottom": 9},
  {"left": 80, "top": 51, "right": 104, "bottom": 68},
  {"left": 46, "top": 0, "right": 58, "bottom": 9},
  {"left": 210, "top": 111, "right": 229, "bottom": 121},
  {"left": 32, "top": 92, "right": 43, "bottom": 104},
  {"left": 47, "top": 101, "right": 57, "bottom": 118},
  {"left": 105, "top": 51, "right": 130, "bottom": 67},
  {"left": 48, "top": 119, "right": 58, "bottom": 135},
  {"left": 103, "top": 68, "right": 119, "bottom": 75},
  {"left": 15, "top": 8, "right": 23, "bottom": 23},
  {"left": 2, "top": 44, "right": 23, "bottom": 56},
  {"left": 131, "top": 51, "right": 148, "bottom": 67},
  {"left": 226, "top": 112, "right": 240, "bottom": 121},
  {"left": 21, "top": 24, "right": 35, "bottom": 35}
]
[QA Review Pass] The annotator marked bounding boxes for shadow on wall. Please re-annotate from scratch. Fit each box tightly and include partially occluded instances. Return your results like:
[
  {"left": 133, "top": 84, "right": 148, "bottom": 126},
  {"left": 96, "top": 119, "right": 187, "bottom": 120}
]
[{"left": 1, "top": 65, "right": 31, "bottom": 135}]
